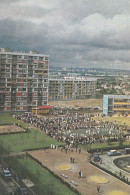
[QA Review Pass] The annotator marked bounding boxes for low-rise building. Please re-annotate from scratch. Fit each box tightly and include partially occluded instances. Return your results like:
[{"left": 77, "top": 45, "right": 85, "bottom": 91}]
[{"left": 103, "top": 95, "right": 130, "bottom": 116}]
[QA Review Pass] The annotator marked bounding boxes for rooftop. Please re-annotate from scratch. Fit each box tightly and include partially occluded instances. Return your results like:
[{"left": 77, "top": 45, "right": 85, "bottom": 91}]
[
  {"left": 0, "top": 48, "right": 49, "bottom": 57},
  {"left": 104, "top": 95, "right": 130, "bottom": 99}
]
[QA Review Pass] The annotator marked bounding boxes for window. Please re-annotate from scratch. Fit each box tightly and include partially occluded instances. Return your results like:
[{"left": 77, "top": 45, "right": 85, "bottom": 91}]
[
  {"left": 6, "top": 88, "right": 11, "bottom": 91},
  {"left": 22, "top": 74, "right": 27, "bottom": 77},
  {"left": 6, "top": 69, "right": 10, "bottom": 72},
  {"left": 6, "top": 102, "right": 11, "bottom": 105},
  {"left": 18, "top": 74, "right": 22, "bottom": 77},
  {"left": 6, "top": 92, "right": 10, "bottom": 96},
  {"left": 39, "top": 57, "right": 43, "bottom": 61},
  {"left": 33, "top": 83, "right": 38, "bottom": 87},
  {"left": 44, "top": 79, "right": 48, "bottom": 82},
  {"left": 6, "top": 64, "right": 10, "bottom": 68},
  {"left": 18, "top": 55, "right": 22, "bottom": 59},
  {"left": 7, "top": 55, "right": 12, "bottom": 58},
  {"left": 18, "top": 59, "right": 21, "bottom": 63},
  {"left": 23, "top": 69, "right": 28, "bottom": 73},
  {"left": 6, "top": 74, "right": 11, "bottom": 77},
  {"left": 5, "top": 97, "right": 10, "bottom": 101},
  {"left": 34, "top": 74, "right": 38, "bottom": 78},
  {"left": 24, "top": 55, "right": 28, "bottom": 59},
  {"left": 34, "top": 97, "right": 38, "bottom": 100},
  {"left": 42, "top": 97, "right": 47, "bottom": 100},
  {"left": 33, "top": 79, "right": 37, "bottom": 82},
  {"left": 7, "top": 78, "right": 11, "bottom": 82},
  {"left": 18, "top": 88, "right": 23, "bottom": 91},
  {"left": 45, "top": 57, "right": 49, "bottom": 60},
  {"left": 22, "top": 97, "right": 26, "bottom": 100},
  {"left": 33, "top": 56, "right": 38, "bottom": 60},
  {"left": 17, "top": 97, "right": 21, "bottom": 100}
]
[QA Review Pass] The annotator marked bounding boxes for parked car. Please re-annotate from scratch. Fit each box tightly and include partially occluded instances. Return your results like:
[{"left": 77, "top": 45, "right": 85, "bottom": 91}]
[
  {"left": 93, "top": 153, "right": 101, "bottom": 162},
  {"left": 2, "top": 169, "right": 12, "bottom": 180},
  {"left": 107, "top": 150, "right": 121, "bottom": 156},
  {"left": 122, "top": 148, "right": 130, "bottom": 154}
]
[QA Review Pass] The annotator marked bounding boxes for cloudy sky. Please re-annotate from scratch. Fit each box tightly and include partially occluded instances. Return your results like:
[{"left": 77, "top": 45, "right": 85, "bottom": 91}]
[{"left": 0, "top": 0, "right": 130, "bottom": 70}]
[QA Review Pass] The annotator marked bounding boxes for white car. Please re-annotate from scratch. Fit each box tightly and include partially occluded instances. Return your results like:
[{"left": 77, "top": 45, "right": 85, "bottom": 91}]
[{"left": 107, "top": 150, "right": 121, "bottom": 156}]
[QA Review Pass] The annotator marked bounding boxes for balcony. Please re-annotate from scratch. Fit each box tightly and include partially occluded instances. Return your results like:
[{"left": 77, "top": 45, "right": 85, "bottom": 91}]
[
  {"left": 114, "top": 102, "right": 130, "bottom": 105},
  {"left": 114, "top": 108, "right": 130, "bottom": 111}
]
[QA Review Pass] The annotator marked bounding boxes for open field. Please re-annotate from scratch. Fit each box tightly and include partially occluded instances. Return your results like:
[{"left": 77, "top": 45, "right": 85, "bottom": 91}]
[
  {"left": 0, "top": 125, "right": 25, "bottom": 134},
  {"left": 0, "top": 113, "right": 18, "bottom": 125},
  {"left": 4, "top": 156, "right": 77, "bottom": 195},
  {"left": 28, "top": 148, "right": 130, "bottom": 195},
  {"left": 93, "top": 116, "right": 130, "bottom": 127},
  {"left": 0, "top": 129, "right": 61, "bottom": 154},
  {"left": 0, "top": 113, "right": 62, "bottom": 154},
  {"left": 49, "top": 98, "right": 102, "bottom": 109}
]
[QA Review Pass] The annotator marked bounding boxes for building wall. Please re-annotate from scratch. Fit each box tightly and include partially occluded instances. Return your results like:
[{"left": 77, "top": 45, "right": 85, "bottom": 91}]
[
  {"left": 103, "top": 95, "right": 108, "bottom": 115},
  {"left": 0, "top": 49, "right": 49, "bottom": 111},
  {"left": 48, "top": 78, "right": 97, "bottom": 100},
  {"left": 103, "top": 95, "right": 130, "bottom": 116}
]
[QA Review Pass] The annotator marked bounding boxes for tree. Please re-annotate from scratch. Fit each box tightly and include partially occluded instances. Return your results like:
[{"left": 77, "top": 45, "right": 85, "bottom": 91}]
[{"left": 118, "top": 137, "right": 123, "bottom": 147}]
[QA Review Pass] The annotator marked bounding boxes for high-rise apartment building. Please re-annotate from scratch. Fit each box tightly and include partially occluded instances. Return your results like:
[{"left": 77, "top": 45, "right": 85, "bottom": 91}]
[{"left": 0, "top": 48, "right": 49, "bottom": 112}]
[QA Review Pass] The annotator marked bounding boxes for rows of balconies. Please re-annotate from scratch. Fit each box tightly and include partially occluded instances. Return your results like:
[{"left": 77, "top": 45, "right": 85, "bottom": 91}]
[{"left": 114, "top": 102, "right": 130, "bottom": 105}]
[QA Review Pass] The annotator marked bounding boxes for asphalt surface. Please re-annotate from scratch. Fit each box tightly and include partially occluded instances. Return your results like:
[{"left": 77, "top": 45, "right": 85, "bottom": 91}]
[
  {"left": 93, "top": 153, "right": 130, "bottom": 180},
  {"left": 0, "top": 159, "right": 35, "bottom": 195},
  {"left": 0, "top": 176, "right": 18, "bottom": 195}
]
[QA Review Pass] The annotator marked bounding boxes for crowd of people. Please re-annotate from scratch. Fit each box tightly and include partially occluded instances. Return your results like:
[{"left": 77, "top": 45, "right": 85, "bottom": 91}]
[{"left": 13, "top": 111, "right": 130, "bottom": 148}]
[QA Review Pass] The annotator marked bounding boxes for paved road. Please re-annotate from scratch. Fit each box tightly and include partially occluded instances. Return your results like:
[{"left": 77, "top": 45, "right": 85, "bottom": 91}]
[
  {"left": 0, "top": 176, "right": 18, "bottom": 195},
  {"left": 0, "top": 159, "right": 35, "bottom": 195},
  {"left": 94, "top": 153, "right": 130, "bottom": 180}
]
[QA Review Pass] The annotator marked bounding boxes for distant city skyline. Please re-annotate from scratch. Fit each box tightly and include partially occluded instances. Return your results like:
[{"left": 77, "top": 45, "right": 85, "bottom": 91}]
[{"left": 0, "top": 0, "right": 130, "bottom": 70}]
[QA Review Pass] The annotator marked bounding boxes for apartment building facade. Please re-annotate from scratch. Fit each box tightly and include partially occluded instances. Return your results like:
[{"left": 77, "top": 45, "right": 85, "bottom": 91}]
[
  {"left": 0, "top": 48, "right": 49, "bottom": 112},
  {"left": 48, "top": 78, "right": 97, "bottom": 100},
  {"left": 103, "top": 95, "right": 130, "bottom": 116}
]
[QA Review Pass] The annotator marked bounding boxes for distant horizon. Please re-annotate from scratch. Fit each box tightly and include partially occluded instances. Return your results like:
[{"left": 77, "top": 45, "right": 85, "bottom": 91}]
[{"left": 49, "top": 65, "right": 130, "bottom": 72}]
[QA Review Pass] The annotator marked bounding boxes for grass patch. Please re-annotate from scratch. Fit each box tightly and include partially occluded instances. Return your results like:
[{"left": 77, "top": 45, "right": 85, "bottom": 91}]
[
  {"left": 0, "top": 113, "right": 62, "bottom": 154},
  {"left": 81, "top": 141, "right": 130, "bottom": 152},
  {"left": 4, "top": 156, "right": 78, "bottom": 195},
  {"left": 93, "top": 116, "right": 130, "bottom": 127},
  {"left": 0, "top": 113, "right": 18, "bottom": 125},
  {"left": 0, "top": 130, "right": 62, "bottom": 154}
]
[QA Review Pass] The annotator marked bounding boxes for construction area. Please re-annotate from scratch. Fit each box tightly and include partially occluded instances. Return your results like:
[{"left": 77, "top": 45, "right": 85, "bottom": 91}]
[{"left": 49, "top": 98, "right": 102, "bottom": 109}]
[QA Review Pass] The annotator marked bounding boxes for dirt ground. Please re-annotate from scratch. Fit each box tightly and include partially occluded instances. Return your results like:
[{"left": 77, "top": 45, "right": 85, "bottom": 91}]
[
  {"left": 0, "top": 125, "right": 25, "bottom": 134},
  {"left": 28, "top": 149, "right": 130, "bottom": 195},
  {"left": 49, "top": 98, "right": 102, "bottom": 109}
]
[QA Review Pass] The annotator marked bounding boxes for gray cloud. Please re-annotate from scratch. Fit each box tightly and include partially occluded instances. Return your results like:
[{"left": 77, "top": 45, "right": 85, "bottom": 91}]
[{"left": 0, "top": 0, "right": 130, "bottom": 70}]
